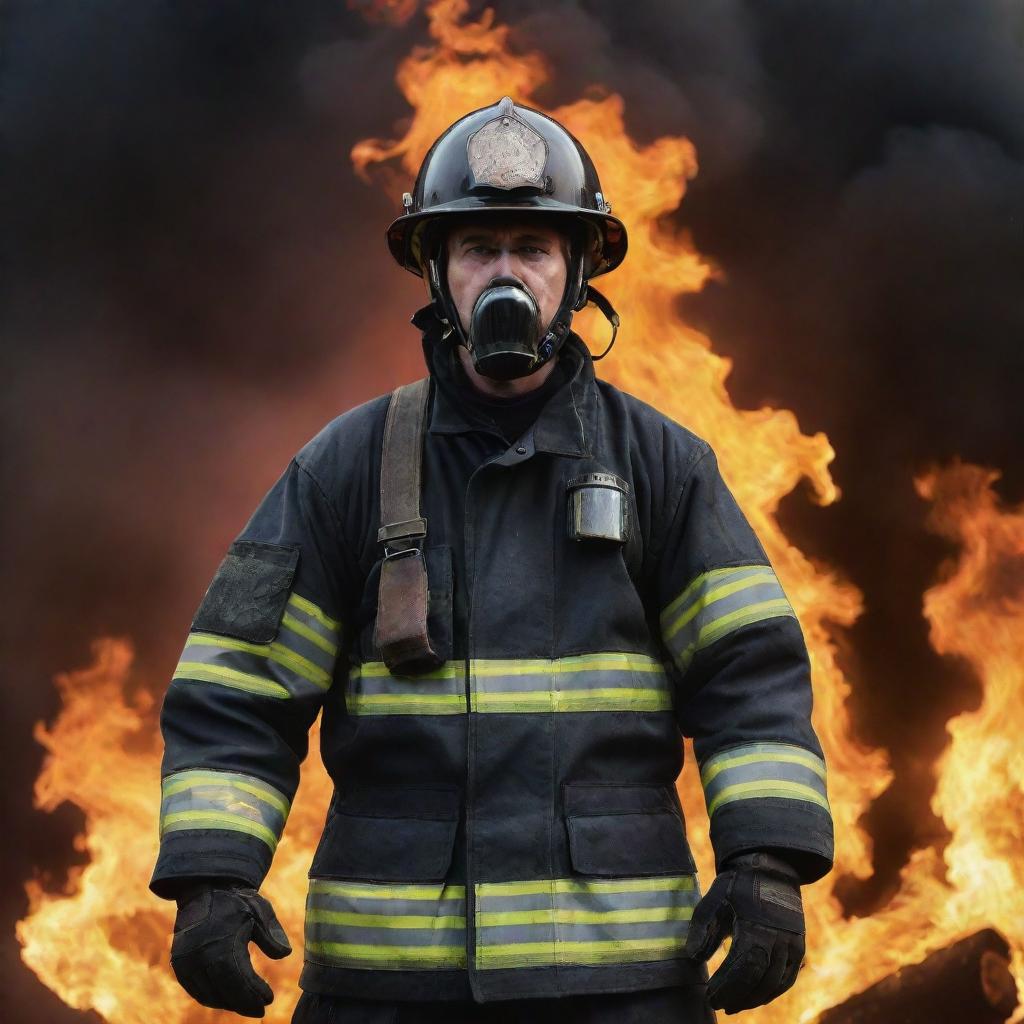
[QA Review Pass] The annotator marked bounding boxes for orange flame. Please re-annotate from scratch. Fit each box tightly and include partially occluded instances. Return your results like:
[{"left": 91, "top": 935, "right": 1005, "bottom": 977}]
[
  {"left": 18, "top": 3, "right": 1023, "bottom": 1021},
  {"left": 17, "top": 638, "right": 332, "bottom": 1023}
]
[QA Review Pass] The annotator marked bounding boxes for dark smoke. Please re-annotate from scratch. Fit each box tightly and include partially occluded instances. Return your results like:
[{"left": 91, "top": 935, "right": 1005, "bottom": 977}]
[{"left": 3, "top": 2, "right": 1022, "bottom": 1019}]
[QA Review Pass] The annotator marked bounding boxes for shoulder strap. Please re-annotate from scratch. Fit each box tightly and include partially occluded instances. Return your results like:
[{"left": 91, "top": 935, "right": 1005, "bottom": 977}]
[
  {"left": 377, "top": 377, "right": 430, "bottom": 549},
  {"left": 373, "top": 377, "right": 442, "bottom": 675}
]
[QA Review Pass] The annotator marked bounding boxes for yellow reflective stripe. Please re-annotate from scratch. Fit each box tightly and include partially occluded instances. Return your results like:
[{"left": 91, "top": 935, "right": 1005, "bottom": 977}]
[
  {"left": 309, "top": 881, "right": 467, "bottom": 900},
  {"left": 478, "top": 907, "right": 694, "bottom": 926},
  {"left": 288, "top": 591, "right": 340, "bottom": 632},
  {"left": 669, "top": 600, "right": 795, "bottom": 673},
  {"left": 471, "top": 688, "right": 671, "bottom": 713},
  {"left": 349, "top": 656, "right": 664, "bottom": 680},
  {"left": 281, "top": 612, "right": 338, "bottom": 657},
  {"left": 477, "top": 877, "right": 696, "bottom": 898},
  {"left": 470, "top": 654, "right": 663, "bottom": 677},
  {"left": 707, "top": 779, "right": 831, "bottom": 816},
  {"left": 307, "top": 910, "right": 466, "bottom": 929},
  {"left": 698, "top": 598, "right": 794, "bottom": 646},
  {"left": 663, "top": 571, "right": 777, "bottom": 642},
  {"left": 554, "top": 688, "right": 669, "bottom": 710},
  {"left": 555, "top": 653, "right": 663, "bottom": 674},
  {"left": 356, "top": 662, "right": 462, "bottom": 680},
  {"left": 701, "top": 749, "right": 826, "bottom": 788},
  {"left": 161, "top": 773, "right": 290, "bottom": 816},
  {"left": 305, "top": 942, "right": 466, "bottom": 966},
  {"left": 660, "top": 565, "right": 760, "bottom": 625},
  {"left": 471, "top": 691, "right": 551, "bottom": 712},
  {"left": 472, "top": 659, "right": 554, "bottom": 676},
  {"left": 348, "top": 656, "right": 671, "bottom": 716},
  {"left": 477, "top": 937, "right": 686, "bottom": 968},
  {"left": 161, "top": 810, "right": 278, "bottom": 850},
  {"left": 186, "top": 632, "right": 331, "bottom": 689},
  {"left": 172, "top": 663, "right": 289, "bottom": 699},
  {"left": 346, "top": 693, "right": 466, "bottom": 715}
]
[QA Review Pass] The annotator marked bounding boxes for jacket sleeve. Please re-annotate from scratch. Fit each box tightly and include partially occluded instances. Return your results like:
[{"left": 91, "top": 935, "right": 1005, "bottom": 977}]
[
  {"left": 656, "top": 442, "right": 835, "bottom": 885},
  {"left": 149, "top": 455, "right": 357, "bottom": 899}
]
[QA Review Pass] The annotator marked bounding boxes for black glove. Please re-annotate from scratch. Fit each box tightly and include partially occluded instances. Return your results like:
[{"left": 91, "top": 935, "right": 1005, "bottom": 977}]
[
  {"left": 683, "top": 850, "right": 806, "bottom": 1015},
  {"left": 170, "top": 882, "right": 292, "bottom": 1018}
]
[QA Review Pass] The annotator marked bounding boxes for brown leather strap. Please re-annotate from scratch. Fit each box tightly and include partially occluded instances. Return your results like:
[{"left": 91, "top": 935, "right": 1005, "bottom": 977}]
[
  {"left": 375, "top": 378, "right": 441, "bottom": 675},
  {"left": 377, "top": 378, "right": 430, "bottom": 549}
]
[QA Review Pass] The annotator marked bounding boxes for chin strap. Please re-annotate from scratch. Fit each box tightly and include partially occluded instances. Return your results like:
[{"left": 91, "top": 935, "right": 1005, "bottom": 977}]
[{"left": 585, "top": 286, "right": 620, "bottom": 361}]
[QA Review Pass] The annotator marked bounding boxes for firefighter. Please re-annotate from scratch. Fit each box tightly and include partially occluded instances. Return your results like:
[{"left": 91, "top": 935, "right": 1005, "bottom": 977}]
[{"left": 152, "top": 97, "right": 834, "bottom": 1022}]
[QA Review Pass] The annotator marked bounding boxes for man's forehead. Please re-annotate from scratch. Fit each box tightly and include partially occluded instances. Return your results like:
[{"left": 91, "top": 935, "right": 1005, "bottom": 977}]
[{"left": 448, "top": 218, "right": 566, "bottom": 243}]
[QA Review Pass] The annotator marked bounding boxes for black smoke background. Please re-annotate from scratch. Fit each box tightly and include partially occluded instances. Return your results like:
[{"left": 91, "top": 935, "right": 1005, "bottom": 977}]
[{"left": 3, "top": 1, "right": 1022, "bottom": 1019}]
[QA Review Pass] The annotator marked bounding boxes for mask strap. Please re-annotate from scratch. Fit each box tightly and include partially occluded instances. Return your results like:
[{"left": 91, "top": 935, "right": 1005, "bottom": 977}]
[
  {"left": 586, "top": 286, "right": 621, "bottom": 361},
  {"left": 423, "top": 221, "right": 601, "bottom": 370},
  {"left": 426, "top": 244, "right": 468, "bottom": 348},
  {"left": 535, "top": 243, "right": 586, "bottom": 363}
]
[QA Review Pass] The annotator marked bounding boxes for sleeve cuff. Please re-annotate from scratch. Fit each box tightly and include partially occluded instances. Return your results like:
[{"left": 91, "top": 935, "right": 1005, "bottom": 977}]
[
  {"left": 708, "top": 800, "right": 834, "bottom": 885},
  {"left": 149, "top": 831, "right": 273, "bottom": 900}
]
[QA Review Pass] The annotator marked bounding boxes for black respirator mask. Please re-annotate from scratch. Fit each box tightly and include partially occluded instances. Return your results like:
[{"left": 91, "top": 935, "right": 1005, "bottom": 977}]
[
  {"left": 424, "top": 225, "right": 620, "bottom": 381},
  {"left": 466, "top": 275, "right": 551, "bottom": 381}
]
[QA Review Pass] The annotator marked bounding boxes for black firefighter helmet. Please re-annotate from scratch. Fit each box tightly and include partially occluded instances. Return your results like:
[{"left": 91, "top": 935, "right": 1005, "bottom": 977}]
[{"left": 386, "top": 96, "right": 628, "bottom": 380}]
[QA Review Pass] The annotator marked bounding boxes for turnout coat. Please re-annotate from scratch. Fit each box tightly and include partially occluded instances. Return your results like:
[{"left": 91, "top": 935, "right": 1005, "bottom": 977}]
[{"left": 150, "top": 329, "right": 835, "bottom": 1004}]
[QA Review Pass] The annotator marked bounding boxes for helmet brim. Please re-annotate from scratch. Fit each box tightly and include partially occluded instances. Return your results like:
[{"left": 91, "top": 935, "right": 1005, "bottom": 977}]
[{"left": 387, "top": 200, "right": 627, "bottom": 280}]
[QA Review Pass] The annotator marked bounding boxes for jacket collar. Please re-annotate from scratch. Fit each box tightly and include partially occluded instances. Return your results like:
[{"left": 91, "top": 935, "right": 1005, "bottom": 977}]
[{"left": 415, "top": 305, "right": 595, "bottom": 458}]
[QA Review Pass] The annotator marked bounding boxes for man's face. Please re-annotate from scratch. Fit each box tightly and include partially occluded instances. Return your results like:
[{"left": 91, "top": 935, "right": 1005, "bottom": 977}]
[{"left": 445, "top": 218, "right": 569, "bottom": 342}]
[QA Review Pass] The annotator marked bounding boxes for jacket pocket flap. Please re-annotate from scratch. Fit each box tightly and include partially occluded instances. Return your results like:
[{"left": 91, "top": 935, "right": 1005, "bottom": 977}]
[
  {"left": 563, "top": 783, "right": 695, "bottom": 876},
  {"left": 563, "top": 782, "right": 676, "bottom": 816},
  {"left": 309, "top": 786, "right": 460, "bottom": 882},
  {"left": 334, "top": 784, "right": 459, "bottom": 820},
  {"left": 192, "top": 540, "right": 299, "bottom": 644}
]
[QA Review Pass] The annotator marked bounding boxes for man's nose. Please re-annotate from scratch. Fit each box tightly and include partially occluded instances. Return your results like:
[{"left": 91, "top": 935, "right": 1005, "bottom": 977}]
[{"left": 493, "top": 248, "right": 519, "bottom": 279}]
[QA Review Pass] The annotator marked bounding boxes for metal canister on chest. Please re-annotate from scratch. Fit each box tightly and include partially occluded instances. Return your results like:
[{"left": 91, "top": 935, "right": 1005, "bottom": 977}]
[{"left": 566, "top": 472, "right": 629, "bottom": 544}]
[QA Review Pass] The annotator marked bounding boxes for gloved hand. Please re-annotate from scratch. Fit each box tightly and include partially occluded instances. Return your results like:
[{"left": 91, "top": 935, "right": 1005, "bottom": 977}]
[
  {"left": 683, "top": 850, "right": 806, "bottom": 1015},
  {"left": 170, "top": 882, "right": 292, "bottom": 1018}
]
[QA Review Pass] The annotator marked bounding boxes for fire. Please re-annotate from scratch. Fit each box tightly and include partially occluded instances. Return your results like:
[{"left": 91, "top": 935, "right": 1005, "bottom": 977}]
[
  {"left": 17, "top": 2, "right": 1023, "bottom": 1021},
  {"left": 919, "top": 462, "right": 1024, "bottom": 1008},
  {"left": 17, "top": 638, "right": 333, "bottom": 1023}
]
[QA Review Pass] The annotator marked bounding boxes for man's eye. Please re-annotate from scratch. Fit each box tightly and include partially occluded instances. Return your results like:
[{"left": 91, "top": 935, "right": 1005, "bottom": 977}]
[{"left": 467, "top": 245, "right": 495, "bottom": 256}]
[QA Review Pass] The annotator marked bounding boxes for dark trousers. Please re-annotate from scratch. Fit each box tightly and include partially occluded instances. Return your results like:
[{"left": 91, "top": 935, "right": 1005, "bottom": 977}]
[{"left": 293, "top": 986, "right": 717, "bottom": 1023}]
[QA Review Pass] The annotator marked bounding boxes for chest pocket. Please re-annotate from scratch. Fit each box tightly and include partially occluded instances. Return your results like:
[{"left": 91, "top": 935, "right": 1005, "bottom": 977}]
[{"left": 356, "top": 544, "right": 453, "bottom": 670}]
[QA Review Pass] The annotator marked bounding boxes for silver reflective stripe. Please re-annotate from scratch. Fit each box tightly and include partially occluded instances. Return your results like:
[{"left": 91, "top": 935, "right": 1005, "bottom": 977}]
[
  {"left": 700, "top": 741, "right": 830, "bottom": 816},
  {"left": 305, "top": 880, "right": 467, "bottom": 970},
  {"left": 172, "top": 591, "right": 340, "bottom": 700},
  {"left": 281, "top": 592, "right": 340, "bottom": 658},
  {"left": 159, "top": 769, "right": 290, "bottom": 852},
  {"left": 346, "top": 654, "right": 672, "bottom": 716},
  {"left": 347, "top": 662, "right": 466, "bottom": 716},
  {"left": 660, "top": 565, "right": 796, "bottom": 674},
  {"left": 472, "top": 654, "right": 671, "bottom": 713},
  {"left": 475, "top": 876, "right": 700, "bottom": 969}
]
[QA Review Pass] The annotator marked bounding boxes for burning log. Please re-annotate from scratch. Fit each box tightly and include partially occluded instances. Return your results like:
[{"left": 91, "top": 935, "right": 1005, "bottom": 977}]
[{"left": 818, "top": 929, "right": 1018, "bottom": 1024}]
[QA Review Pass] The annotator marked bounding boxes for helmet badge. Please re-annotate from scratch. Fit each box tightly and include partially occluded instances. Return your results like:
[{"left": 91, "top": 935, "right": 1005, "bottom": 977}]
[{"left": 467, "top": 97, "right": 548, "bottom": 191}]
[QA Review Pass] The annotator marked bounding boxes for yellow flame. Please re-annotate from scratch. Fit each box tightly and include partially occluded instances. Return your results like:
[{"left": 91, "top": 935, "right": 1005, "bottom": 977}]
[{"left": 17, "top": 638, "right": 331, "bottom": 1023}]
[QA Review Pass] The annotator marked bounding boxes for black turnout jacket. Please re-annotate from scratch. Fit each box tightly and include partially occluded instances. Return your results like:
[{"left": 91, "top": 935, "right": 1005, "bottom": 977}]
[{"left": 151, "top": 323, "right": 835, "bottom": 1004}]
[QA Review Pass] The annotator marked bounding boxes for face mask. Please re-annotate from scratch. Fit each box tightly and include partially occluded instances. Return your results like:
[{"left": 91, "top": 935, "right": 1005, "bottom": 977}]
[{"left": 466, "top": 276, "right": 553, "bottom": 381}]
